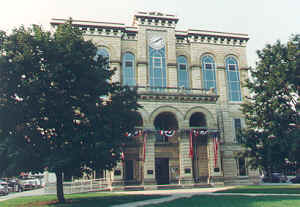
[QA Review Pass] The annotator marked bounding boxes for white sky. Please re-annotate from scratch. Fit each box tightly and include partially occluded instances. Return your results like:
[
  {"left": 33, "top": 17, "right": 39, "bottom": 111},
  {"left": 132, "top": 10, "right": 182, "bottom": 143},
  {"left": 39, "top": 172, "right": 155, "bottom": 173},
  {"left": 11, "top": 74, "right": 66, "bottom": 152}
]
[{"left": 1, "top": 0, "right": 299, "bottom": 67}]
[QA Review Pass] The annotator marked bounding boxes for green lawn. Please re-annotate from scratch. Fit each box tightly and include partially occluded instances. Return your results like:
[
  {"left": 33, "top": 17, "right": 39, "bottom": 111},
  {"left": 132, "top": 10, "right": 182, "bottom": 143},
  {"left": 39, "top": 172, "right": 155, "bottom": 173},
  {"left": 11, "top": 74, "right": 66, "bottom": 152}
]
[
  {"left": 145, "top": 195, "right": 300, "bottom": 207},
  {"left": 216, "top": 185, "right": 300, "bottom": 194},
  {"left": 1, "top": 192, "right": 166, "bottom": 207}
]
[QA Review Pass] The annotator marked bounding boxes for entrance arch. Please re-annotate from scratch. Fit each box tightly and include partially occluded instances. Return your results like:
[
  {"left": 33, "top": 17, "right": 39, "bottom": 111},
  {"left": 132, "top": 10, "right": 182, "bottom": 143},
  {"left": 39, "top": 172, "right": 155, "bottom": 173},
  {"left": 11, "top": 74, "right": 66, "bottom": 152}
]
[
  {"left": 154, "top": 112, "right": 178, "bottom": 130},
  {"left": 153, "top": 111, "right": 179, "bottom": 185},
  {"left": 189, "top": 112, "right": 209, "bottom": 183},
  {"left": 189, "top": 112, "right": 207, "bottom": 128}
]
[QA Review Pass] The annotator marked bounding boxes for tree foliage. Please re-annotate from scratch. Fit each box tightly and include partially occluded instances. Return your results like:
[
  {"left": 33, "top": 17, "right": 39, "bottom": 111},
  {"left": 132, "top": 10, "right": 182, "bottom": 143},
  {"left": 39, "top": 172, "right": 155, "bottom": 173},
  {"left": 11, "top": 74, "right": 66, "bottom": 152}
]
[
  {"left": 0, "top": 21, "right": 140, "bottom": 202},
  {"left": 240, "top": 35, "right": 300, "bottom": 176}
]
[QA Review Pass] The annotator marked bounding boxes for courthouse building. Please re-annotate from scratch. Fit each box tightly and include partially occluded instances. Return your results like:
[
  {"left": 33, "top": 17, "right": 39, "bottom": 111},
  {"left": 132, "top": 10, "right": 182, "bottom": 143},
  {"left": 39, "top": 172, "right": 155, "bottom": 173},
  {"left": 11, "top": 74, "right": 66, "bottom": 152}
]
[{"left": 51, "top": 12, "right": 259, "bottom": 186}]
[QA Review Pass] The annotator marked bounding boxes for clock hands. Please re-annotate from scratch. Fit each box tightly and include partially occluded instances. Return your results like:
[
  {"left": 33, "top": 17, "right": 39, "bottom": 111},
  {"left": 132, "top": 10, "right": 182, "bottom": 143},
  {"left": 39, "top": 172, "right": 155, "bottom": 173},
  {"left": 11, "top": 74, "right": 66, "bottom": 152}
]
[{"left": 153, "top": 37, "right": 162, "bottom": 43}]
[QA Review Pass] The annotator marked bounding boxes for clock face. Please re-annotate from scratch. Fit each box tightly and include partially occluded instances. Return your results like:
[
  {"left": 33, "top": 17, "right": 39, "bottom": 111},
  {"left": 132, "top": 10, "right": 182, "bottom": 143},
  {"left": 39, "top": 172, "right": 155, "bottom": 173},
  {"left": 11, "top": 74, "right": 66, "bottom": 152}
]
[{"left": 149, "top": 36, "right": 165, "bottom": 50}]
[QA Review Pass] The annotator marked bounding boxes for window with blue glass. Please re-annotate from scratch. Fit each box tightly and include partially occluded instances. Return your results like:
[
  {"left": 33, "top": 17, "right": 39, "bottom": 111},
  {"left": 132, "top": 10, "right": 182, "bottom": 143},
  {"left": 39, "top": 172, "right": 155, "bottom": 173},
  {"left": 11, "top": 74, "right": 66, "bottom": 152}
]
[
  {"left": 201, "top": 55, "right": 216, "bottom": 92},
  {"left": 149, "top": 47, "right": 166, "bottom": 88},
  {"left": 177, "top": 56, "right": 189, "bottom": 88},
  {"left": 122, "top": 52, "right": 136, "bottom": 86},
  {"left": 96, "top": 48, "right": 110, "bottom": 69},
  {"left": 226, "top": 56, "right": 242, "bottom": 101}
]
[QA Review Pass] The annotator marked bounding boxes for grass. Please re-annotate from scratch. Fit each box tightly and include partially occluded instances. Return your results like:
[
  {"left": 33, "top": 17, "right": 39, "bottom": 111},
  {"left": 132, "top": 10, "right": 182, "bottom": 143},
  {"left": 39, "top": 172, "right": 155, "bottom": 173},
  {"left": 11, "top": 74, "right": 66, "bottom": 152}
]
[
  {"left": 0, "top": 192, "right": 166, "bottom": 207},
  {"left": 215, "top": 185, "right": 300, "bottom": 194},
  {"left": 145, "top": 195, "right": 300, "bottom": 207}
]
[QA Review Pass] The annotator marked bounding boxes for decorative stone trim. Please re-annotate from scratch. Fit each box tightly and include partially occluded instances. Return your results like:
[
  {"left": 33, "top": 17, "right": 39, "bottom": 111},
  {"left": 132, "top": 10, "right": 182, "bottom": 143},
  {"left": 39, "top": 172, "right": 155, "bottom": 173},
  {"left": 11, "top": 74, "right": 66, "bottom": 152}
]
[
  {"left": 137, "top": 86, "right": 219, "bottom": 103},
  {"left": 133, "top": 11, "right": 178, "bottom": 28},
  {"left": 175, "top": 29, "right": 249, "bottom": 47}
]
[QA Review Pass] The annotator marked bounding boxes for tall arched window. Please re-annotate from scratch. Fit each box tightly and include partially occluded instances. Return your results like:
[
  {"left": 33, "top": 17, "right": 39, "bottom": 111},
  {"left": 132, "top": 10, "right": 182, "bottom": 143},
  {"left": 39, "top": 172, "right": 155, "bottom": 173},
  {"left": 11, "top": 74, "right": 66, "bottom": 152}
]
[
  {"left": 177, "top": 56, "right": 189, "bottom": 88},
  {"left": 96, "top": 48, "right": 110, "bottom": 69},
  {"left": 149, "top": 47, "right": 166, "bottom": 88},
  {"left": 122, "top": 52, "right": 136, "bottom": 86},
  {"left": 225, "top": 56, "right": 242, "bottom": 101},
  {"left": 201, "top": 55, "right": 216, "bottom": 92}
]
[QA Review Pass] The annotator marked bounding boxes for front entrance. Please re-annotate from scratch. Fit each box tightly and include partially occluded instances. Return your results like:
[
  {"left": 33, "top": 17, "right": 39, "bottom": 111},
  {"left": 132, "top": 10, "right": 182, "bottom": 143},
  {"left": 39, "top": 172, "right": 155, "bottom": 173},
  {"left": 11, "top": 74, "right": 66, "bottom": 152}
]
[
  {"left": 192, "top": 138, "right": 209, "bottom": 183},
  {"left": 155, "top": 158, "right": 169, "bottom": 185},
  {"left": 124, "top": 160, "right": 134, "bottom": 184}
]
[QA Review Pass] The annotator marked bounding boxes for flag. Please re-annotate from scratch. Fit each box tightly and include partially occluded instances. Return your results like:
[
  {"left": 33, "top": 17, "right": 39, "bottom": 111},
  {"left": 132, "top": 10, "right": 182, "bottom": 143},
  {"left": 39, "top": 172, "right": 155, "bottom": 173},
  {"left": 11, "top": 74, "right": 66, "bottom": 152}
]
[
  {"left": 213, "top": 136, "right": 219, "bottom": 168},
  {"left": 143, "top": 132, "right": 147, "bottom": 162},
  {"left": 121, "top": 151, "right": 125, "bottom": 161},
  {"left": 189, "top": 130, "right": 193, "bottom": 158}
]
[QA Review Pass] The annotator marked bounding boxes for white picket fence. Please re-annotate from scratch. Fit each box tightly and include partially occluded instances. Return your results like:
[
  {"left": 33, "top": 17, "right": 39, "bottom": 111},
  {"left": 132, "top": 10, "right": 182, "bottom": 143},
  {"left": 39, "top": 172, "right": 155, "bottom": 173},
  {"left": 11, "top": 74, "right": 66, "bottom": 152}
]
[{"left": 44, "top": 178, "right": 110, "bottom": 194}]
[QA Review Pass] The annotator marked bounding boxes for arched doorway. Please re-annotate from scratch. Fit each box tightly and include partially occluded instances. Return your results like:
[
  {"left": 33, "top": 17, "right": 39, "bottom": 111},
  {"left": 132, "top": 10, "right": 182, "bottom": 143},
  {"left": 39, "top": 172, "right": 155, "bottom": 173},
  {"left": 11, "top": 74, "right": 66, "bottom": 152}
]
[
  {"left": 153, "top": 112, "right": 179, "bottom": 185},
  {"left": 189, "top": 112, "right": 209, "bottom": 183}
]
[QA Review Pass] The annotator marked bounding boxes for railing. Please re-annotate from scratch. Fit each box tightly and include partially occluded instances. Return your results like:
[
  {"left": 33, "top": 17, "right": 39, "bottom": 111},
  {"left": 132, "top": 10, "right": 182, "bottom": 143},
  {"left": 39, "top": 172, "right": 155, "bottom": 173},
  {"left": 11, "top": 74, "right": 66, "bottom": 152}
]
[
  {"left": 44, "top": 178, "right": 109, "bottom": 194},
  {"left": 135, "top": 86, "right": 216, "bottom": 96}
]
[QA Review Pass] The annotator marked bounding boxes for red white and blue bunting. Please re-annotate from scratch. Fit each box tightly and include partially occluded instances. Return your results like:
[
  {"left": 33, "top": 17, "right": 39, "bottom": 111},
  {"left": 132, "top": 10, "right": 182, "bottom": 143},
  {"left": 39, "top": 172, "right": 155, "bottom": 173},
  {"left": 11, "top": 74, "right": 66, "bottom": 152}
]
[
  {"left": 125, "top": 130, "right": 143, "bottom": 137},
  {"left": 159, "top": 130, "right": 176, "bottom": 137}
]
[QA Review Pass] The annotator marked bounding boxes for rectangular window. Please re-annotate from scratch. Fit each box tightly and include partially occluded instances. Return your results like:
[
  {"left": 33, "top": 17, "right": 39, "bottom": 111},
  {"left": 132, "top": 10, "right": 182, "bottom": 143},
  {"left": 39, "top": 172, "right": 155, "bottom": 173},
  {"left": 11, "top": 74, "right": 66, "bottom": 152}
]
[
  {"left": 205, "top": 63, "right": 212, "bottom": 69},
  {"left": 179, "top": 64, "right": 187, "bottom": 70},
  {"left": 229, "top": 64, "right": 236, "bottom": 71},
  {"left": 234, "top": 118, "right": 242, "bottom": 143},
  {"left": 125, "top": 61, "right": 133, "bottom": 67}
]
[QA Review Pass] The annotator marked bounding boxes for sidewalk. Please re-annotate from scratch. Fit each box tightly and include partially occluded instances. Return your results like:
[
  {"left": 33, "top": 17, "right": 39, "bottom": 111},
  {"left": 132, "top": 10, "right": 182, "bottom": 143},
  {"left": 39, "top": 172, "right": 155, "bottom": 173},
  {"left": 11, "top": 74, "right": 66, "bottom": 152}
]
[{"left": 111, "top": 187, "right": 300, "bottom": 207}]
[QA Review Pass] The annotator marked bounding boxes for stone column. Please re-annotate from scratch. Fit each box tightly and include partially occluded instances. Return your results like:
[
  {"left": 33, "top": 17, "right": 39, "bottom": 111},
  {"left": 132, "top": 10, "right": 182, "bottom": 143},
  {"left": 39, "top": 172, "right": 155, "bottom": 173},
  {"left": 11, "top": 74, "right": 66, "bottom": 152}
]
[
  {"left": 222, "top": 150, "right": 237, "bottom": 184},
  {"left": 168, "top": 64, "right": 177, "bottom": 88},
  {"left": 179, "top": 132, "right": 193, "bottom": 184},
  {"left": 191, "top": 66, "right": 201, "bottom": 89},
  {"left": 143, "top": 133, "right": 156, "bottom": 186},
  {"left": 216, "top": 66, "right": 228, "bottom": 104},
  {"left": 207, "top": 137, "right": 223, "bottom": 184},
  {"left": 137, "top": 63, "right": 148, "bottom": 86}
]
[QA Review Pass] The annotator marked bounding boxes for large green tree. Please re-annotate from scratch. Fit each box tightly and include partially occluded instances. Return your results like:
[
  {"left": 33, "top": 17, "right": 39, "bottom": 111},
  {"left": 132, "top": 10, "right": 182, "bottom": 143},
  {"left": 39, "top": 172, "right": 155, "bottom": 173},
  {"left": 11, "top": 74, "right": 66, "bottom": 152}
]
[
  {"left": 0, "top": 22, "right": 139, "bottom": 202},
  {"left": 240, "top": 35, "right": 300, "bottom": 177}
]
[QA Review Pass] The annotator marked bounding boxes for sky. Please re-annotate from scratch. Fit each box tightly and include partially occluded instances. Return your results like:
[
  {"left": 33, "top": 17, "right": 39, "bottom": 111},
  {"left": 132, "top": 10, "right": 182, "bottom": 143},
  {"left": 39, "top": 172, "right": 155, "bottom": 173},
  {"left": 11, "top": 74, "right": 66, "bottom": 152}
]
[{"left": 1, "top": 0, "right": 299, "bottom": 67}]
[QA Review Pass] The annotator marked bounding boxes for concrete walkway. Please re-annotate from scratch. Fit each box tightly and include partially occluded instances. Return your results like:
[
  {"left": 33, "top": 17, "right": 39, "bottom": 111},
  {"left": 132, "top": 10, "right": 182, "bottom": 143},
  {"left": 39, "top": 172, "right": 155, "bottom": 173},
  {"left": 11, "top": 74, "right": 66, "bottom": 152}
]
[
  {"left": 1, "top": 186, "right": 300, "bottom": 206},
  {"left": 110, "top": 187, "right": 232, "bottom": 207},
  {"left": 111, "top": 187, "right": 300, "bottom": 207}
]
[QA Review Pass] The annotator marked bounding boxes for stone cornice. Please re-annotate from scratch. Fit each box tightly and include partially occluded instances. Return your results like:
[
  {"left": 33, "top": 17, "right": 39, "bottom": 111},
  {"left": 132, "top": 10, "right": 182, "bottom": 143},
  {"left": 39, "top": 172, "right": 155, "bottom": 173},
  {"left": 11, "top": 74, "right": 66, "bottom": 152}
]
[{"left": 175, "top": 29, "right": 249, "bottom": 47}]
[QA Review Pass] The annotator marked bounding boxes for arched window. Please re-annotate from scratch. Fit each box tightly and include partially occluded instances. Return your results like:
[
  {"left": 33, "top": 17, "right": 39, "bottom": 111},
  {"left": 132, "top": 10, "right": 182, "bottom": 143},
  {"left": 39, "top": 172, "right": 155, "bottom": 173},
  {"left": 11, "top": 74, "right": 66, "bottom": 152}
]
[
  {"left": 201, "top": 55, "right": 216, "bottom": 92},
  {"left": 225, "top": 56, "right": 242, "bottom": 101},
  {"left": 177, "top": 56, "right": 189, "bottom": 88},
  {"left": 96, "top": 48, "right": 110, "bottom": 69},
  {"left": 149, "top": 47, "right": 166, "bottom": 88},
  {"left": 122, "top": 52, "right": 136, "bottom": 86}
]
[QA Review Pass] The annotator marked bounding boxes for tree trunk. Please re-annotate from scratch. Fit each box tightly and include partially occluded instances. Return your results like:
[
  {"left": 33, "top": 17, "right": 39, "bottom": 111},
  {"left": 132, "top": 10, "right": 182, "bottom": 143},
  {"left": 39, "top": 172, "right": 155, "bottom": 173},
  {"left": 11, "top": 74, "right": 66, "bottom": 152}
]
[{"left": 55, "top": 170, "right": 65, "bottom": 203}]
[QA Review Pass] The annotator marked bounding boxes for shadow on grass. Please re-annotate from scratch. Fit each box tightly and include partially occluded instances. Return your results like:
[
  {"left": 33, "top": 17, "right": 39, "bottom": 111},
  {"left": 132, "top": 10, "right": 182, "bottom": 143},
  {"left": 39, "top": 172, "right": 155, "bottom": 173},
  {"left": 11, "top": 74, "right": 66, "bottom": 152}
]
[
  {"left": 215, "top": 185, "right": 300, "bottom": 194},
  {"left": 1, "top": 193, "right": 167, "bottom": 207},
  {"left": 49, "top": 194, "right": 165, "bottom": 207},
  {"left": 145, "top": 195, "right": 300, "bottom": 207}
]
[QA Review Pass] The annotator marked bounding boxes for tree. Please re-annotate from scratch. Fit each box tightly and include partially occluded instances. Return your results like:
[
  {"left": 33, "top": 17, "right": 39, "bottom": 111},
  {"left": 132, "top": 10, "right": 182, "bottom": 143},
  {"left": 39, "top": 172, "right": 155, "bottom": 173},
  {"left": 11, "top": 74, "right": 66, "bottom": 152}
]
[
  {"left": 240, "top": 35, "right": 300, "bottom": 177},
  {"left": 0, "top": 22, "right": 140, "bottom": 203}
]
